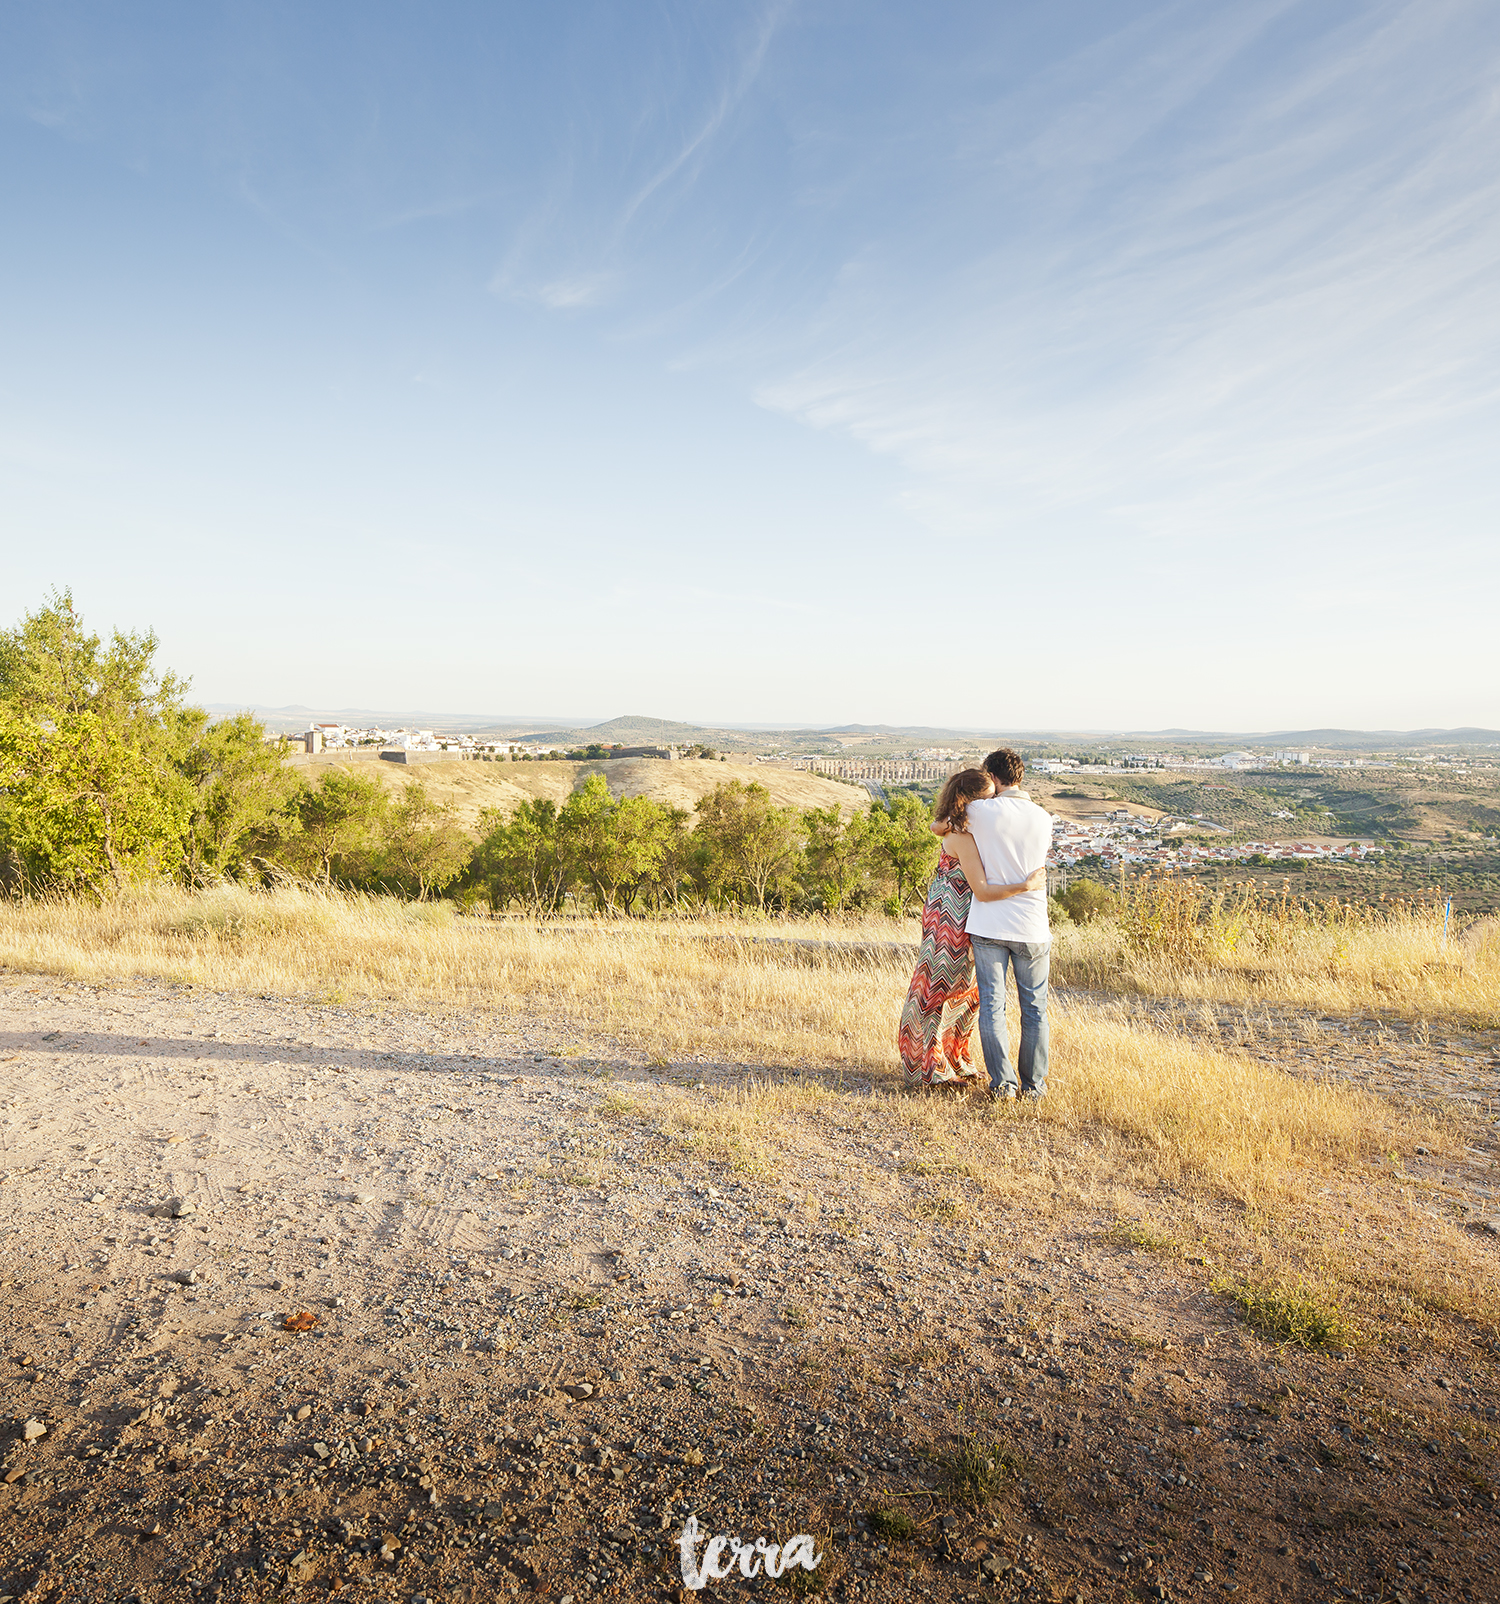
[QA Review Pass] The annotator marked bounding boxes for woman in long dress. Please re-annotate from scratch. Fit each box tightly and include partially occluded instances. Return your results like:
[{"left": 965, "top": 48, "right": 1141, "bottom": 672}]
[{"left": 898, "top": 768, "right": 1045, "bottom": 1089}]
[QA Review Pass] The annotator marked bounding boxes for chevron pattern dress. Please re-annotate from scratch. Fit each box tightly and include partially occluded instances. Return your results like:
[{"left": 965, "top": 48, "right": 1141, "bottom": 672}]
[{"left": 899, "top": 850, "right": 981, "bottom": 1088}]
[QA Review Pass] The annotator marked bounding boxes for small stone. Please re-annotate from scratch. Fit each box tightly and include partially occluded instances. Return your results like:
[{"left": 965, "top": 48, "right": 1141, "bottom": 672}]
[
  {"left": 169, "top": 1269, "right": 198, "bottom": 1286},
  {"left": 560, "top": 1383, "right": 594, "bottom": 1401},
  {"left": 312, "top": 1441, "right": 331, "bottom": 1460},
  {"left": 21, "top": 1420, "right": 46, "bottom": 1443},
  {"left": 295, "top": 1404, "right": 312, "bottom": 1422},
  {"left": 4, "top": 1463, "right": 26, "bottom": 1483},
  {"left": 168, "top": 1197, "right": 196, "bottom": 1219},
  {"left": 683, "top": 1448, "right": 705, "bottom": 1467},
  {"left": 89, "top": 1192, "right": 107, "bottom": 1205}
]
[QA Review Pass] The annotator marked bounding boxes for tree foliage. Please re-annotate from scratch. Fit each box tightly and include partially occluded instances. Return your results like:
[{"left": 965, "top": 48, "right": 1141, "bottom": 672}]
[
  {"left": 1053, "top": 877, "right": 1117, "bottom": 924},
  {"left": 869, "top": 794, "right": 942, "bottom": 913},
  {"left": 0, "top": 592, "right": 190, "bottom": 889},
  {"left": 693, "top": 781, "right": 803, "bottom": 911}
]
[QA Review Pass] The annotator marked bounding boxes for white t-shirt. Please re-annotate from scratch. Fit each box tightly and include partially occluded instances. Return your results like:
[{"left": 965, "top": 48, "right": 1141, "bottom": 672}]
[{"left": 962, "top": 792, "right": 1052, "bottom": 943}]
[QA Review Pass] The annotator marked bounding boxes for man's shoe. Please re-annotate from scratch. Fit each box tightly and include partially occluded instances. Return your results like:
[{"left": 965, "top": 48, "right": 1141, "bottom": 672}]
[
  {"left": 1022, "top": 1087, "right": 1046, "bottom": 1101},
  {"left": 985, "top": 1085, "right": 1017, "bottom": 1104}
]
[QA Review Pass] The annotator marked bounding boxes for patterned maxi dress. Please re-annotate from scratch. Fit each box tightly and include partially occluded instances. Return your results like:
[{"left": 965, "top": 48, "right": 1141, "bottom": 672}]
[{"left": 898, "top": 850, "right": 980, "bottom": 1087}]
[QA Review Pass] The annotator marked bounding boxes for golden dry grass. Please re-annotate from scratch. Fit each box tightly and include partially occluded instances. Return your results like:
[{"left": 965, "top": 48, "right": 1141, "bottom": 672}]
[
  {"left": 1052, "top": 906, "right": 1500, "bottom": 1028},
  {"left": 3, "top": 884, "right": 1493, "bottom": 1338},
  {"left": 0, "top": 884, "right": 919, "bottom": 1065},
  {"left": 282, "top": 754, "right": 863, "bottom": 828}
]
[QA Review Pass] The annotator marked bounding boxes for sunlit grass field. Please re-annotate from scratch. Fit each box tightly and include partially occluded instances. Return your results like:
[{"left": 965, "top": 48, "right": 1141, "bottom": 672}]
[{"left": 1, "top": 883, "right": 1494, "bottom": 1341}]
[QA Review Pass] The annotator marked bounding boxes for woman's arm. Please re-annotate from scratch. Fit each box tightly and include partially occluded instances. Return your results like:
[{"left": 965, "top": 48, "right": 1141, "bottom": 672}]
[{"left": 944, "top": 833, "right": 1047, "bottom": 902}]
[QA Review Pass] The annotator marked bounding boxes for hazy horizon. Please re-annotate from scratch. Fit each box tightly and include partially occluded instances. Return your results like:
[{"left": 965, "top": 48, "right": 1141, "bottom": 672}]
[{"left": 209, "top": 702, "right": 1500, "bottom": 747}]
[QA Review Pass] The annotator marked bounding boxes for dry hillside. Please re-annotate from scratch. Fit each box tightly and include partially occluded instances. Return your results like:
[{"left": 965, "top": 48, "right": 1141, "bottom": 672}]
[{"left": 282, "top": 756, "right": 864, "bottom": 829}]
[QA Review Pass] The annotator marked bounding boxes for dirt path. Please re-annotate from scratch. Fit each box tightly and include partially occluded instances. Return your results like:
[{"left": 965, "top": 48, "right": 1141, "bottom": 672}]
[{"left": 1, "top": 976, "right": 1496, "bottom": 1604}]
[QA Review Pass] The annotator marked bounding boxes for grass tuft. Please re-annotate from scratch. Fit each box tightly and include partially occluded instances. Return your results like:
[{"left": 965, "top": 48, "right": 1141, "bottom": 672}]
[
  {"left": 866, "top": 1505, "right": 918, "bottom": 1541},
  {"left": 938, "top": 1433, "right": 1021, "bottom": 1505},
  {"left": 1106, "top": 1218, "right": 1178, "bottom": 1254},
  {"left": 1212, "top": 1275, "right": 1353, "bottom": 1349}
]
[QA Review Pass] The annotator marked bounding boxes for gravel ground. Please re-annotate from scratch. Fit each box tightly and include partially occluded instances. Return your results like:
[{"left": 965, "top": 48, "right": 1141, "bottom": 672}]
[{"left": 1, "top": 975, "right": 1497, "bottom": 1604}]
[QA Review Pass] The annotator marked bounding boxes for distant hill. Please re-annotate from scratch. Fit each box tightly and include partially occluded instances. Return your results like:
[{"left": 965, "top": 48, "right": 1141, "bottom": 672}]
[
  {"left": 210, "top": 704, "right": 1500, "bottom": 752},
  {"left": 521, "top": 714, "right": 722, "bottom": 747},
  {"left": 1132, "top": 728, "right": 1500, "bottom": 749}
]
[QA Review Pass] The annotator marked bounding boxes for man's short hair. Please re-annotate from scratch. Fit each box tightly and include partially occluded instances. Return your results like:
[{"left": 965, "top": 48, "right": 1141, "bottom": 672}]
[{"left": 984, "top": 748, "right": 1025, "bottom": 786}]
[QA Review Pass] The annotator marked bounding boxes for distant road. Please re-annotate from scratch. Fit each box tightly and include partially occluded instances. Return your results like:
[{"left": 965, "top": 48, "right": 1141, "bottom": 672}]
[{"left": 861, "top": 779, "right": 889, "bottom": 804}]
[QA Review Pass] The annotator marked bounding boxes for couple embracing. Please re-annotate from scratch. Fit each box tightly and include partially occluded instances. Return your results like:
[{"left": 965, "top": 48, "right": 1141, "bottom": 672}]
[{"left": 898, "top": 748, "right": 1051, "bottom": 1102}]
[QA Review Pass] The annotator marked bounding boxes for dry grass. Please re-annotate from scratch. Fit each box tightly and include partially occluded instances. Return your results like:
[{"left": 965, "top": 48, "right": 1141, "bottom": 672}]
[
  {"left": 0, "top": 884, "right": 919, "bottom": 1067},
  {"left": 2, "top": 883, "right": 1494, "bottom": 1336},
  {"left": 283, "top": 754, "right": 863, "bottom": 829},
  {"left": 1053, "top": 902, "right": 1500, "bottom": 1028}
]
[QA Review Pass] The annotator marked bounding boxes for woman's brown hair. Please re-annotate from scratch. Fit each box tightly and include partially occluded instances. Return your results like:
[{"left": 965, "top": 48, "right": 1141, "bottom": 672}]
[{"left": 934, "top": 767, "right": 994, "bottom": 833}]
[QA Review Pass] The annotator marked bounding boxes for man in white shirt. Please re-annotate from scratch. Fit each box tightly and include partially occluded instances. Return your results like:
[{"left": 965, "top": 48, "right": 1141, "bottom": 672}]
[{"left": 963, "top": 748, "right": 1052, "bottom": 1101}]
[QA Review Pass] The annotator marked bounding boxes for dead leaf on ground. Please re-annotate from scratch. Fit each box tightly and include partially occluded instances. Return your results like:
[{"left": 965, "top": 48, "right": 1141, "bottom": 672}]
[{"left": 283, "top": 1311, "right": 319, "bottom": 1333}]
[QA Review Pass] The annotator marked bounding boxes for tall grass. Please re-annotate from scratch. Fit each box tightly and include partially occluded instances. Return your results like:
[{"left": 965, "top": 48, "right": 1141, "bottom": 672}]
[{"left": 1053, "top": 874, "right": 1498, "bottom": 1026}]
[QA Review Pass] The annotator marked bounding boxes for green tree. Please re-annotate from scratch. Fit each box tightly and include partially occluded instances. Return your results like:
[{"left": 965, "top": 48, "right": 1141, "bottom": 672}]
[
  {"left": 284, "top": 769, "right": 388, "bottom": 885},
  {"left": 693, "top": 780, "right": 803, "bottom": 910},
  {"left": 467, "top": 798, "right": 570, "bottom": 913},
  {"left": 802, "top": 805, "right": 879, "bottom": 912},
  {"left": 172, "top": 709, "right": 301, "bottom": 883},
  {"left": 378, "top": 781, "right": 474, "bottom": 900},
  {"left": 0, "top": 591, "right": 190, "bottom": 890},
  {"left": 559, "top": 776, "right": 680, "bottom": 914},
  {"left": 869, "top": 794, "right": 940, "bottom": 913},
  {"left": 640, "top": 804, "right": 694, "bottom": 911},
  {"left": 1055, "top": 877, "right": 1117, "bottom": 924}
]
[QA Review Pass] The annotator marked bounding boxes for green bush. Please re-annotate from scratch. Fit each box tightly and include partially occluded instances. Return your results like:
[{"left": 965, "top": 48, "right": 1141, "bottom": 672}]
[{"left": 1055, "top": 877, "right": 1117, "bottom": 924}]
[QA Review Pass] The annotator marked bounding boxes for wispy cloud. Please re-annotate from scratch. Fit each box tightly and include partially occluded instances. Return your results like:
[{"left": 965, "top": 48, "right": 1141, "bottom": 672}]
[
  {"left": 616, "top": 0, "right": 788, "bottom": 232},
  {"left": 489, "top": 0, "right": 788, "bottom": 313},
  {"left": 753, "top": 0, "right": 1500, "bottom": 559}
]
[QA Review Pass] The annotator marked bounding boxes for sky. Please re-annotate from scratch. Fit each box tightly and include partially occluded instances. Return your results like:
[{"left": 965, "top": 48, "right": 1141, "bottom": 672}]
[{"left": 2, "top": 1, "right": 1498, "bottom": 732}]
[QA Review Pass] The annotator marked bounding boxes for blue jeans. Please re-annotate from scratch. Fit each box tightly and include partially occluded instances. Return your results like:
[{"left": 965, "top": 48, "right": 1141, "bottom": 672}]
[{"left": 971, "top": 938, "right": 1050, "bottom": 1096}]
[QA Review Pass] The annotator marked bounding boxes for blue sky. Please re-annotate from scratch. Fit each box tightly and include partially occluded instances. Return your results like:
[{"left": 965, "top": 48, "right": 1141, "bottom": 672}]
[{"left": 3, "top": 1, "right": 1497, "bottom": 731}]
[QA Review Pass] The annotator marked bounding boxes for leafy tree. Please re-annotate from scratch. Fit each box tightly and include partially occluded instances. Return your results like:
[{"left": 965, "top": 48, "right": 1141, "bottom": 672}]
[
  {"left": 557, "top": 777, "right": 683, "bottom": 913},
  {"left": 0, "top": 591, "right": 190, "bottom": 890},
  {"left": 869, "top": 794, "right": 940, "bottom": 913},
  {"left": 639, "top": 804, "right": 694, "bottom": 911},
  {"left": 693, "top": 780, "right": 803, "bottom": 910},
  {"left": 1055, "top": 877, "right": 1117, "bottom": 924},
  {"left": 378, "top": 781, "right": 474, "bottom": 900},
  {"left": 173, "top": 709, "right": 301, "bottom": 883},
  {"left": 467, "top": 798, "right": 570, "bottom": 913},
  {"left": 802, "top": 805, "right": 879, "bottom": 911},
  {"left": 284, "top": 769, "right": 388, "bottom": 885}
]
